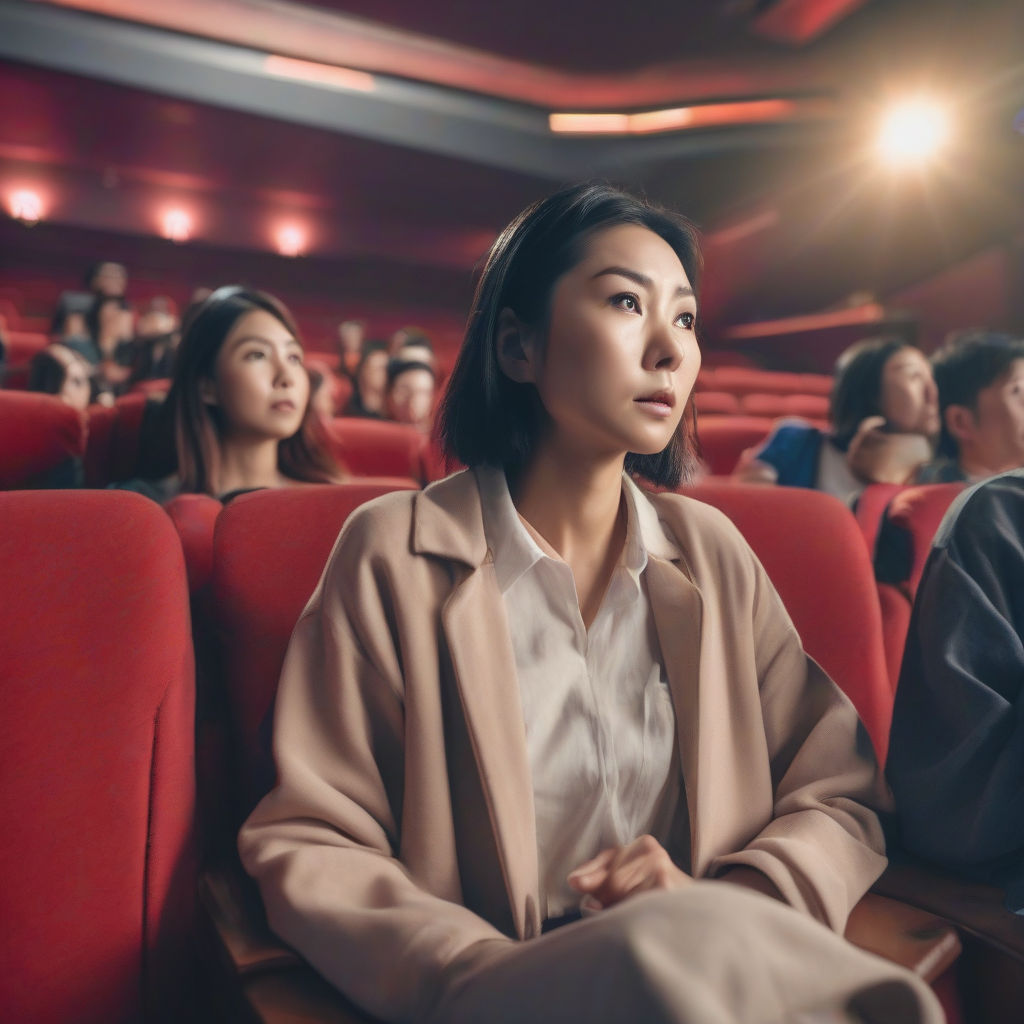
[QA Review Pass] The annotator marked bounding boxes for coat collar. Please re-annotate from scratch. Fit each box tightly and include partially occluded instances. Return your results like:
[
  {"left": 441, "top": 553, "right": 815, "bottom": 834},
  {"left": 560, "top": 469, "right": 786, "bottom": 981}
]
[{"left": 412, "top": 469, "right": 489, "bottom": 567}]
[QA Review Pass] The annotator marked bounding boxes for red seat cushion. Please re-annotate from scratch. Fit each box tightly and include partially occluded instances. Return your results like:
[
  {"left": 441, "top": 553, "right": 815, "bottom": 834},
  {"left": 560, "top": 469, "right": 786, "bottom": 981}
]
[
  {"left": 680, "top": 482, "right": 893, "bottom": 762},
  {"left": 855, "top": 484, "right": 909, "bottom": 558},
  {"left": 326, "top": 417, "right": 426, "bottom": 481},
  {"left": 165, "top": 494, "right": 223, "bottom": 594},
  {"left": 886, "top": 483, "right": 968, "bottom": 598},
  {"left": 212, "top": 481, "right": 419, "bottom": 813},
  {"left": 739, "top": 393, "right": 831, "bottom": 419},
  {"left": 693, "top": 391, "right": 740, "bottom": 415},
  {"left": 0, "top": 391, "right": 86, "bottom": 488},
  {"left": 695, "top": 416, "right": 773, "bottom": 476},
  {"left": 0, "top": 490, "right": 196, "bottom": 1023}
]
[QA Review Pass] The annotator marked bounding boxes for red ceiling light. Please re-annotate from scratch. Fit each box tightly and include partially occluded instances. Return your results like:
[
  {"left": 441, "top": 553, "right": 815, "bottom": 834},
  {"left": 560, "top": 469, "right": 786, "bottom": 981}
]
[
  {"left": 550, "top": 98, "right": 800, "bottom": 136},
  {"left": 275, "top": 224, "right": 306, "bottom": 257},
  {"left": 264, "top": 55, "right": 375, "bottom": 94},
  {"left": 8, "top": 189, "right": 44, "bottom": 225},
  {"left": 752, "top": 0, "right": 869, "bottom": 45},
  {"left": 161, "top": 208, "right": 192, "bottom": 243}
]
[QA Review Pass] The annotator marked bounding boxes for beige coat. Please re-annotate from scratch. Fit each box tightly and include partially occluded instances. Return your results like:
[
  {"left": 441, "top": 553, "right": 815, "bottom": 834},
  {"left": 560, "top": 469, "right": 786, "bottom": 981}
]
[{"left": 239, "top": 470, "right": 891, "bottom": 1023}]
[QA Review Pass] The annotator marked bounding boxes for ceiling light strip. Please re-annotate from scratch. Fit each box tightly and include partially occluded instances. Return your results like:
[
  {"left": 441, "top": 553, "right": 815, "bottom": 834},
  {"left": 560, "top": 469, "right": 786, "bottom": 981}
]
[
  {"left": 550, "top": 98, "right": 800, "bottom": 135},
  {"left": 264, "top": 55, "right": 375, "bottom": 94}
]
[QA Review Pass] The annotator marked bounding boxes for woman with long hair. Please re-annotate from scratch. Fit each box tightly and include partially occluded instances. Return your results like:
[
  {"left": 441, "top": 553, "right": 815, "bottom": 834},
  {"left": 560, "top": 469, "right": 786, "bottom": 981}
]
[
  {"left": 129, "top": 286, "right": 344, "bottom": 501},
  {"left": 239, "top": 184, "right": 938, "bottom": 1024}
]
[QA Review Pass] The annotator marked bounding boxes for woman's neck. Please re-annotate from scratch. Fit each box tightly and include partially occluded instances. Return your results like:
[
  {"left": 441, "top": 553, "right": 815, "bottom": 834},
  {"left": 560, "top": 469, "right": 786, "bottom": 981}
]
[
  {"left": 511, "top": 436, "right": 627, "bottom": 629},
  {"left": 216, "top": 433, "right": 286, "bottom": 496}
]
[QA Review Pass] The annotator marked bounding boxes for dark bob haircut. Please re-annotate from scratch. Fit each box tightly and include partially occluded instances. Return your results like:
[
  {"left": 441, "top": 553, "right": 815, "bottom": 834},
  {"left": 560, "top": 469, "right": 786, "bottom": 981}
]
[
  {"left": 829, "top": 336, "right": 917, "bottom": 451},
  {"left": 436, "top": 181, "right": 703, "bottom": 488}
]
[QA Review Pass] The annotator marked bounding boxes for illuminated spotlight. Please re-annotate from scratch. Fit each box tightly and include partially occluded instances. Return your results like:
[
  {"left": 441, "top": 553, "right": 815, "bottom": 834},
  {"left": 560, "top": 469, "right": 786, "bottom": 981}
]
[
  {"left": 8, "top": 189, "right": 44, "bottom": 225},
  {"left": 161, "top": 209, "right": 192, "bottom": 243},
  {"left": 877, "top": 100, "right": 949, "bottom": 165},
  {"left": 276, "top": 224, "right": 306, "bottom": 257}
]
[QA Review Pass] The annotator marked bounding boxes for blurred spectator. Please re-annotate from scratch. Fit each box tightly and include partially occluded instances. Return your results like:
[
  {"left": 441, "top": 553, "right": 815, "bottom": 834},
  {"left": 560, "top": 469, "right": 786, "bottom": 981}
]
[
  {"left": 308, "top": 368, "right": 337, "bottom": 424},
  {"left": 389, "top": 324, "right": 429, "bottom": 356},
  {"left": 337, "top": 319, "right": 366, "bottom": 378},
  {"left": 386, "top": 358, "right": 436, "bottom": 435},
  {"left": 124, "top": 297, "right": 181, "bottom": 389},
  {"left": 84, "top": 261, "right": 127, "bottom": 299},
  {"left": 122, "top": 285, "right": 344, "bottom": 502},
  {"left": 733, "top": 337, "right": 939, "bottom": 504},
  {"left": 51, "top": 291, "right": 98, "bottom": 362},
  {"left": 85, "top": 295, "right": 135, "bottom": 389},
  {"left": 395, "top": 332, "right": 437, "bottom": 371},
  {"left": 920, "top": 332, "right": 1024, "bottom": 483},
  {"left": 28, "top": 345, "right": 94, "bottom": 412},
  {"left": 343, "top": 341, "right": 389, "bottom": 418}
]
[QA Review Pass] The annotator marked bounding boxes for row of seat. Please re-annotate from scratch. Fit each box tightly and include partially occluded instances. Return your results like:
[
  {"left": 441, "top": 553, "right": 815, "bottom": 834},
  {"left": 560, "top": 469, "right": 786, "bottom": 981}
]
[{"left": 694, "top": 390, "right": 830, "bottom": 420}]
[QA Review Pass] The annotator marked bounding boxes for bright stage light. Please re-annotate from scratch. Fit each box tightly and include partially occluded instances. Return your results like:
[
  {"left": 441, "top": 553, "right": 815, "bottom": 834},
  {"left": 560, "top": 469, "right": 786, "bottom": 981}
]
[
  {"left": 276, "top": 224, "right": 306, "bottom": 257},
  {"left": 877, "top": 100, "right": 948, "bottom": 166},
  {"left": 161, "top": 209, "right": 192, "bottom": 242},
  {"left": 8, "top": 189, "right": 44, "bottom": 225}
]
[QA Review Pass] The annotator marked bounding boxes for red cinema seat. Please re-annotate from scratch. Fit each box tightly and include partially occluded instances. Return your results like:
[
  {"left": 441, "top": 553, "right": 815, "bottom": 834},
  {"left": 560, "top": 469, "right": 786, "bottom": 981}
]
[
  {"left": 0, "top": 490, "right": 196, "bottom": 1023},
  {"left": 211, "top": 481, "right": 419, "bottom": 816},
  {"left": 0, "top": 391, "right": 86, "bottom": 488},
  {"left": 84, "top": 393, "right": 150, "bottom": 488},
  {"left": 886, "top": 483, "right": 968, "bottom": 599},
  {"left": 4, "top": 330, "right": 48, "bottom": 366},
  {"left": 699, "top": 367, "right": 833, "bottom": 397},
  {"left": 165, "top": 494, "right": 223, "bottom": 594},
  {"left": 740, "top": 393, "right": 831, "bottom": 420},
  {"left": 325, "top": 417, "right": 425, "bottom": 482},
  {"left": 679, "top": 482, "right": 893, "bottom": 762},
  {"left": 693, "top": 391, "right": 740, "bottom": 415},
  {"left": 695, "top": 415, "right": 773, "bottom": 476},
  {"left": 855, "top": 484, "right": 909, "bottom": 559}
]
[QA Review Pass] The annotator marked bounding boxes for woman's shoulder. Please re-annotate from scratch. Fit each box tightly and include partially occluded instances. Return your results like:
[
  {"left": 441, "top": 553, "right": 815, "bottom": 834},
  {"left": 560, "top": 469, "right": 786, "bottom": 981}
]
[{"left": 646, "top": 489, "right": 755, "bottom": 566}]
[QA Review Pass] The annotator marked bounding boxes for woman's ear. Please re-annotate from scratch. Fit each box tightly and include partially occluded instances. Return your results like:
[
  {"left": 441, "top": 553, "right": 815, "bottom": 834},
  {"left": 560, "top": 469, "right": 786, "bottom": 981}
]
[
  {"left": 495, "top": 308, "right": 539, "bottom": 384},
  {"left": 199, "top": 377, "right": 218, "bottom": 407}
]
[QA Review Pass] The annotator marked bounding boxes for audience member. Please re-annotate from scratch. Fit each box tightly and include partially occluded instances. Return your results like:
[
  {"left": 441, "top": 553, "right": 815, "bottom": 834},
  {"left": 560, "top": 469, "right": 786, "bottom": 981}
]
[
  {"left": 84, "top": 293, "right": 134, "bottom": 374},
  {"left": 28, "top": 345, "right": 94, "bottom": 412},
  {"left": 337, "top": 319, "right": 366, "bottom": 378},
  {"left": 733, "top": 337, "right": 939, "bottom": 503},
  {"left": 887, "top": 469, "right": 1024, "bottom": 908},
  {"left": 239, "top": 182, "right": 937, "bottom": 1024},
  {"left": 342, "top": 341, "right": 389, "bottom": 418},
  {"left": 395, "top": 333, "right": 437, "bottom": 371},
  {"left": 125, "top": 297, "right": 181, "bottom": 388},
  {"left": 51, "top": 291, "right": 99, "bottom": 362},
  {"left": 386, "top": 357, "right": 435, "bottom": 434},
  {"left": 308, "top": 368, "right": 337, "bottom": 424},
  {"left": 123, "top": 285, "right": 345, "bottom": 502},
  {"left": 920, "top": 332, "right": 1024, "bottom": 483},
  {"left": 389, "top": 324, "right": 428, "bottom": 356},
  {"left": 84, "top": 261, "right": 128, "bottom": 299}
]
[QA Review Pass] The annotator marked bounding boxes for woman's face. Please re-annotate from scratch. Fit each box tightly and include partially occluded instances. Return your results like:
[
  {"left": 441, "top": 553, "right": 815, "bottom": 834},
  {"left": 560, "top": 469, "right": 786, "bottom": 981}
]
[
  {"left": 512, "top": 224, "right": 700, "bottom": 461},
  {"left": 388, "top": 367, "right": 436, "bottom": 432},
  {"left": 207, "top": 309, "right": 309, "bottom": 441},
  {"left": 359, "top": 351, "right": 390, "bottom": 402},
  {"left": 879, "top": 347, "right": 940, "bottom": 437}
]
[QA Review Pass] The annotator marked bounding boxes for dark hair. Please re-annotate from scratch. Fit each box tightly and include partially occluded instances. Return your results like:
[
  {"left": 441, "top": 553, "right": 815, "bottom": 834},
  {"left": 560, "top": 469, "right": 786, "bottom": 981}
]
[
  {"left": 387, "top": 358, "right": 436, "bottom": 387},
  {"left": 50, "top": 291, "right": 93, "bottom": 336},
  {"left": 931, "top": 332, "right": 1024, "bottom": 458},
  {"left": 356, "top": 340, "right": 389, "bottom": 376},
  {"left": 28, "top": 349, "right": 68, "bottom": 395},
  {"left": 829, "top": 336, "right": 916, "bottom": 450},
  {"left": 144, "top": 286, "right": 341, "bottom": 496},
  {"left": 437, "top": 182, "right": 703, "bottom": 487},
  {"left": 397, "top": 330, "right": 433, "bottom": 352},
  {"left": 83, "top": 261, "right": 127, "bottom": 290},
  {"left": 84, "top": 294, "right": 128, "bottom": 341}
]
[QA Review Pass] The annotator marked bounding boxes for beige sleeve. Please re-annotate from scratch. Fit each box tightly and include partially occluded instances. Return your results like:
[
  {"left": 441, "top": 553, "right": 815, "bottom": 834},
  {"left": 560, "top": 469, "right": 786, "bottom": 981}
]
[
  {"left": 709, "top": 558, "right": 891, "bottom": 933},
  {"left": 238, "top": 538, "right": 509, "bottom": 1024}
]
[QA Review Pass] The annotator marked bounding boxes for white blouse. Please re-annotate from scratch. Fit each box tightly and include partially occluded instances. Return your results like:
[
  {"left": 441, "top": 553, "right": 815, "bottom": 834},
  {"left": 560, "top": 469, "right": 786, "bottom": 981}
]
[{"left": 475, "top": 464, "right": 682, "bottom": 918}]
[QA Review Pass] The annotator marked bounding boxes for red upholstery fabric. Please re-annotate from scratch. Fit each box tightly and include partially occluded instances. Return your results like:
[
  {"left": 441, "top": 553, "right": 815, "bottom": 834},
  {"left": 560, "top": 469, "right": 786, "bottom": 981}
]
[
  {"left": 5, "top": 330, "right": 48, "bottom": 365},
  {"left": 306, "top": 356, "right": 354, "bottom": 415},
  {"left": 693, "top": 391, "right": 740, "bottom": 415},
  {"left": 695, "top": 415, "right": 773, "bottom": 476},
  {"left": 0, "top": 391, "right": 86, "bottom": 488},
  {"left": 211, "top": 480, "right": 419, "bottom": 814},
  {"left": 696, "top": 367, "right": 833, "bottom": 397},
  {"left": 855, "top": 484, "right": 909, "bottom": 558},
  {"left": 85, "top": 394, "right": 150, "bottom": 487},
  {"left": 165, "top": 494, "right": 223, "bottom": 595},
  {"left": 129, "top": 378, "right": 171, "bottom": 396},
  {"left": 878, "top": 582, "right": 911, "bottom": 694},
  {"left": 886, "top": 483, "right": 967, "bottom": 599},
  {"left": 0, "top": 490, "right": 196, "bottom": 1023},
  {"left": 325, "top": 416, "right": 426, "bottom": 481},
  {"left": 680, "top": 482, "right": 893, "bottom": 761},
  {"left": 739, "top": 393, "right": 830, "bottom": 419},
  {"left": 83, "top": 402, "right": 117, "bottom": 488}
]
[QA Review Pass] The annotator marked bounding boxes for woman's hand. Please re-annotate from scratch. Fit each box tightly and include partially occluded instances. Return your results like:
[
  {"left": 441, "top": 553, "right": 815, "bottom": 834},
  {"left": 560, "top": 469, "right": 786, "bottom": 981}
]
[
  {"left": 567, "top": 835, "right": 692, "bottom": 910},
  {"left": 846, "top": 416, "right": 932, "bottom": 484},
  {"left": 731, "top": 450, "right": 779, "bottom": 485}
]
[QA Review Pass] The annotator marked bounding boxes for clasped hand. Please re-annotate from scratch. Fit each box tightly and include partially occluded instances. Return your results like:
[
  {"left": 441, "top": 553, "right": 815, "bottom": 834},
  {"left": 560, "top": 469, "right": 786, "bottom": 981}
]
[{"left": 567, "top": 835, "right": 691, "bottom": 910}]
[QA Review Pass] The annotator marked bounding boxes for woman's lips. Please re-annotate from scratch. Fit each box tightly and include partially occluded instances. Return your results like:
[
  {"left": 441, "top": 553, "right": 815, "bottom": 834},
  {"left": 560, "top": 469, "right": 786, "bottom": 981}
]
[
  {"left": 634, "top": 391, "right": 676, "bottom": 417},
  {"left": 271, "top": 400, "right": 297, "bottom": 412}
]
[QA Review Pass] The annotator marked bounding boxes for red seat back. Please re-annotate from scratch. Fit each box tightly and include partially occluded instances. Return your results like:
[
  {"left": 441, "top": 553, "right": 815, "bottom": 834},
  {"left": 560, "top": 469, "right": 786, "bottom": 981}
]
[
  {"left": 211, "top": 481, "right": 419, "bottom": 814},
  {"left": 0, "top": 491, "right": 196, "bottom": 1022},
  {"left": 680, "top": 482, "right": 893, "bottom": 761},
  {"left": 326, "top": 417, "right": 426, "bottom": 481},
  {"left": 855, "top": 484, "right": 909, "bottom": 558},
  {"left": 84, "top": 393, "right": 150, "bottom": 487},
  {"left": 697, "top": 367, "right": 833, "bottom": 397},
  {"left": 695, "top": 415, "right": 773, "bottom": 475},
  {"left": 165, "top": 494, "right": 224, "bottom": 594},
  {"left": 0, "top": 391, "right": 86, "bottom": 488},
  {"left": 886, "top": 483, "right": 967, "bottom": 598},
  {"left": 693, "top": 391, "right": 740, "bottom": 415},
  {"left": 739, "top": 393, "right": 830, "bottom": 419}
]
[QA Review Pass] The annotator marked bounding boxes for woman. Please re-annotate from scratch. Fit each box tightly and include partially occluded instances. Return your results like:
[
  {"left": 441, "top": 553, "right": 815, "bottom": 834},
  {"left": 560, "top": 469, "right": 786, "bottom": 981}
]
[
  {"left": 239, "top": 185, "right": 938, "bottom": 1024},
  {"left": 342, "top": 340, "right": 389, "bottom": 418},
  {"left": 126, "top": 286, "right": 344, "bottom": 502},
  {"left": 732, "top": 338, "right": 940, "bottom": 504}
]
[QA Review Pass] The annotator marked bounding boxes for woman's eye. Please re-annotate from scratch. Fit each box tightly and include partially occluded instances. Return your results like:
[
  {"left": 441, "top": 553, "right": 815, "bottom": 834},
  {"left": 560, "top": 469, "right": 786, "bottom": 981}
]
[
  {"left": 243, "top": 349, "right": 265, "bottom": 361},
  {"left": 614, "top": 293, "right": 640, "bottom": 313},
  {"left": 676, "top": 311, "right": 695, "bottom": 329},
  {"left": 289, "top": 353, "right": 304, "bottom": 364}
]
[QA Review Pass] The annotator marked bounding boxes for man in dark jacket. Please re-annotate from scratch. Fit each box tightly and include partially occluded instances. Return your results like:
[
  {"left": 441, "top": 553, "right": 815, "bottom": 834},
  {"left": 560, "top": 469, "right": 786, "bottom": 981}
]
[{"left": 888, "top": 469, "right": 1024, "bottom": 908}]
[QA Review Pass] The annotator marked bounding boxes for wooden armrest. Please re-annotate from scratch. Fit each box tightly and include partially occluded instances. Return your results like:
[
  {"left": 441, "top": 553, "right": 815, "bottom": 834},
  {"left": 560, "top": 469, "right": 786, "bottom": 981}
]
[
  {"left": 872, "top": 857, "right": 1024, "bottom": 963},
  {"left": 199, "top": 867, "right": 303, "bottom": 976},
  {"left": 844, "top": 891, "right": 960, "bottom": 982}
]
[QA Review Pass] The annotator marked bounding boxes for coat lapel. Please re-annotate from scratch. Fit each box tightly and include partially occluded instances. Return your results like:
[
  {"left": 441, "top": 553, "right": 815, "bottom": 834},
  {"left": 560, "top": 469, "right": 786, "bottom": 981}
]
[
  {"left": 442, "top": 562, "right": 541, "bottom": 940},
  {"left": 645, "top": 555, "right": 707, "bottom": 875}
]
